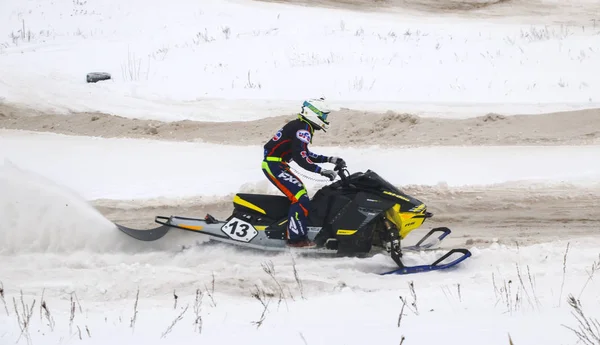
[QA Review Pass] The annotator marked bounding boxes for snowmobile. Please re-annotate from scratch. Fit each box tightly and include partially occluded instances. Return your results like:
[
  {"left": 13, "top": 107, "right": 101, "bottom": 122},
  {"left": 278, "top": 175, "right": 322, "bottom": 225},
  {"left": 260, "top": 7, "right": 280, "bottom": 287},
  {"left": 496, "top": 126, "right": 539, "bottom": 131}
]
[{"left": 114, "top": 161, "right": 471, "bottom": 275}]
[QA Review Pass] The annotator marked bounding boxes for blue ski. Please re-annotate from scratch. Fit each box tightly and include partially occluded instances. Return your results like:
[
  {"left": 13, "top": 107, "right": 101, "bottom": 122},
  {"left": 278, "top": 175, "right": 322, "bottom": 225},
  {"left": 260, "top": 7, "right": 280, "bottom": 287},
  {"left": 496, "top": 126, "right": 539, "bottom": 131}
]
[{"left": 380, "top": 248, "right": 471, "bottom": 275}]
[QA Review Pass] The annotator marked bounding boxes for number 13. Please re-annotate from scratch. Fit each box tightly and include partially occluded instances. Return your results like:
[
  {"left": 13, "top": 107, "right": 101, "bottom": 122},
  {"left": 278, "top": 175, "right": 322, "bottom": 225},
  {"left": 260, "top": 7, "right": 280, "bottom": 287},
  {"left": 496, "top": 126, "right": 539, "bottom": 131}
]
[{"left": 227, "top": 220, "right": 248, "bottom": 237}]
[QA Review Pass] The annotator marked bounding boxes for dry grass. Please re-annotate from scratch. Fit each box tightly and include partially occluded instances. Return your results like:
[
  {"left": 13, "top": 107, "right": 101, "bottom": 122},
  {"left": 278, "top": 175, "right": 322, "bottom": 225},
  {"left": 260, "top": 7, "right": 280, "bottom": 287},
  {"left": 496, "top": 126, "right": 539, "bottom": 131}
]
[
  {"left": 562, "top": 295, "right": 600, "bottom": 345},
  {"left": 161, "top": 304, "right": 189, "bottom": 338},
  {"left": 558, "top": 242, "right": 570, "bottom": 307},
  {"left": 129, "top": 287, "right": 140, "bottom": 332},
  {"left": 251, "top": 284, "right": 272, "bottom": 328},
  {"left": 12, "top": 290, "right": 36, "bottom": 345},
  {"left": 0, "top": 281, "right": 8, "bottom": 316},
  {"left": 193, "top": 288, "right": 204, "bottom": 334}
]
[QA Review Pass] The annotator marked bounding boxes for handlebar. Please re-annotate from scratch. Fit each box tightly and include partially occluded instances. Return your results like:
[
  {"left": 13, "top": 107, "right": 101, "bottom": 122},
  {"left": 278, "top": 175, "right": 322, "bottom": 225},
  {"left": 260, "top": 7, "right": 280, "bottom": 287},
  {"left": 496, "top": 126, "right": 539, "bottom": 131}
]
[{"left": 334, "top": 161, "right": 349, "bottom": 183}]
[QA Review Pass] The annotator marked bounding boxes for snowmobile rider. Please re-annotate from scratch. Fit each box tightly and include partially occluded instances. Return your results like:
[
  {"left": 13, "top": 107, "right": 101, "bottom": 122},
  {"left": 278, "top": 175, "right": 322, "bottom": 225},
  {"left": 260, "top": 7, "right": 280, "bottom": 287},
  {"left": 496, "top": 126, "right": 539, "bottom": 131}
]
[{"left": 262, "top": 97, "right": 345, "bottom": 248}]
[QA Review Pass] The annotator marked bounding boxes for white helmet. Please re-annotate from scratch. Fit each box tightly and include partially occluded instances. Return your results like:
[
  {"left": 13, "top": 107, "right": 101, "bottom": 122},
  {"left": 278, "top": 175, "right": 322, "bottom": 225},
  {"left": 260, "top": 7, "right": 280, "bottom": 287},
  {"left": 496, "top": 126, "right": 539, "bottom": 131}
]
[{"left": 300, "top": 97, "right": 332, "bottom": 131}]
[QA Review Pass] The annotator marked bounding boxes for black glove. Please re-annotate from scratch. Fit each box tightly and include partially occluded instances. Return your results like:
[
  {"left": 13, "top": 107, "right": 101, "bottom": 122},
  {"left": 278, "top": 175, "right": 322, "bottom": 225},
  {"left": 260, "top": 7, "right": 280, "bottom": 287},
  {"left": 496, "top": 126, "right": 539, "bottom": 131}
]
[
  {"left": 320, "top": 169, "right": 338, "bottom": 181},
  {"left": 328, "top": 156, "right": 346, "bottom": 167}
]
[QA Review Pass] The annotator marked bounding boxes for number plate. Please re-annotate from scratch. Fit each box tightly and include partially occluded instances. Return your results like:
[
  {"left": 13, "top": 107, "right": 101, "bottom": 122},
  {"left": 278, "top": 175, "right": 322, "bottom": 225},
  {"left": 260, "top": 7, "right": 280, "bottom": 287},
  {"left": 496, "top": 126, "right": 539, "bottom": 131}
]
[{"left": 220, "top": 217, "right": 258, "bottom": 242}]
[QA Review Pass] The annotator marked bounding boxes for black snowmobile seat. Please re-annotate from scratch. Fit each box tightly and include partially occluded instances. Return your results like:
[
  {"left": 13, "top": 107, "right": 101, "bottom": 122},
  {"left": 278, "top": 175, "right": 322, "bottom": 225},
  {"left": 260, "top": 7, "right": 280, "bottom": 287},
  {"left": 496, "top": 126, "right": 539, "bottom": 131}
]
[{"left": 234, "top": 193, "right": 291, "bottom": 220}]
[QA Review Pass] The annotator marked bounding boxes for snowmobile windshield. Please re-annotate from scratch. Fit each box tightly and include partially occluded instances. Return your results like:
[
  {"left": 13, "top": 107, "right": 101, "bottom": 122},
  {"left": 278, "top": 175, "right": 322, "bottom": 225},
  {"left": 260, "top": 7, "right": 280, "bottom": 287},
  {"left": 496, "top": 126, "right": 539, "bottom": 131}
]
[
  {"left": 348, "top": 170, "right": 400, "bottom": 193},
  {"left": 368, "top": 171, "right": 401, "bottom": 192},
  {"left": 348, "top": 170, "right": 421, "bottom": 202}
]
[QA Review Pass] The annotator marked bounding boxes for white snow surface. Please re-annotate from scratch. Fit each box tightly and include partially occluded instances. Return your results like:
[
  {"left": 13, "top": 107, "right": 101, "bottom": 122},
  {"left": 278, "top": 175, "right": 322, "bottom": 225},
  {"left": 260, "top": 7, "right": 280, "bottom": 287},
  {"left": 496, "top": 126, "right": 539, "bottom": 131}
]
[
  {"left": 1, "top": 130, "right": 600, "bottom": 345},
  {"left": 1, "top": 0, "right": 600, "bottom": 120},
  {"left": 2, "top": 130, "right": 600, "bottom": 201},
  {"left": 2, "top": 0, "right": 600, "bottom": 344}
]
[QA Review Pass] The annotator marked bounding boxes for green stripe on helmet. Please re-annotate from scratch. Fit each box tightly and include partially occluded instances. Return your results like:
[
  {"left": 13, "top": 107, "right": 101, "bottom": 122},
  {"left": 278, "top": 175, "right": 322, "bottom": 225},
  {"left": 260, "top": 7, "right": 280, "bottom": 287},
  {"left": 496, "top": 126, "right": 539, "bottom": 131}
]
[{"left": 303, "top": 100, "right": 329, "bottom": 121}]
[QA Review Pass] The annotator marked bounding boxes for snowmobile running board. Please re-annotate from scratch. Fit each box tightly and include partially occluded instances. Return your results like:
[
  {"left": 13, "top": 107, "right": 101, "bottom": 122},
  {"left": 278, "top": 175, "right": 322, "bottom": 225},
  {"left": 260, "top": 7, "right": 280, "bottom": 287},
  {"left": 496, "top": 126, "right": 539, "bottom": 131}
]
[{"left": 114, "top": 216, "right": 471, "bottom": 276}]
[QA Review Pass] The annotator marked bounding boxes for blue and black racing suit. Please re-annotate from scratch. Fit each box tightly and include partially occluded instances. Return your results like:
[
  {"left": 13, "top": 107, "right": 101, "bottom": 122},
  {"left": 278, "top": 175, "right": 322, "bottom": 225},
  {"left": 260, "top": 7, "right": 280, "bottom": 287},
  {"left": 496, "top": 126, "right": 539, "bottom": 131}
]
[{"left": 262, "top": 117, "right": 329, "bottom": 243}]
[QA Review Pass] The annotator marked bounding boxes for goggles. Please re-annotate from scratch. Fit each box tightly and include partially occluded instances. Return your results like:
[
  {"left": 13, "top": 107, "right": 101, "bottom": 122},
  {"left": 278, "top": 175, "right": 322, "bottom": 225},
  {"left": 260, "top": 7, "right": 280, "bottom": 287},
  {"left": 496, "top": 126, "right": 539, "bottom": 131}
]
[{"left": 303, "top": 101, "right": 330, "bottom": 121}]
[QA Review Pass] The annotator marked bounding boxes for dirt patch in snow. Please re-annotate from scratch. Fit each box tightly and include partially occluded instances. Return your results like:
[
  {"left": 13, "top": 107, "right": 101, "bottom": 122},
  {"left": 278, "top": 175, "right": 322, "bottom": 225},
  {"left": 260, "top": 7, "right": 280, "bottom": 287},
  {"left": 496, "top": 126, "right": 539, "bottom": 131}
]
[
  {"left": 95, "top": 182, "right": 600, "bottom": 247},
  {"left": 253, "top": 0, "right": 600, "bottom": 24},
  {"left": 1, "top": 103, "right": 599, "bottom": 147}
]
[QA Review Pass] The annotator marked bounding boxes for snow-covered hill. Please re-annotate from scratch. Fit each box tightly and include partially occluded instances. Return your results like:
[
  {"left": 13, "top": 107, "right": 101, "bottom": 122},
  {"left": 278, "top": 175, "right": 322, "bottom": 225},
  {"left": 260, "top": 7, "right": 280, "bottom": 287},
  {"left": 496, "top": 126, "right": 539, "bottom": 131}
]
[{"left": 1, "top": 0, "right": 599, "bottom": 120}]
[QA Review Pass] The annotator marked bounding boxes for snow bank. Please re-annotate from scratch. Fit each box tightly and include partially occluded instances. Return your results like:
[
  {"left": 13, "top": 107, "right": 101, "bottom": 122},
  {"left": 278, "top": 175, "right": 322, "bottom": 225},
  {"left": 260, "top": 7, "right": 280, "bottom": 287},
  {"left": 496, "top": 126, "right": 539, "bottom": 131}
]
[{"left": 2, "top": 130, "right": 600, "bottom": 201}]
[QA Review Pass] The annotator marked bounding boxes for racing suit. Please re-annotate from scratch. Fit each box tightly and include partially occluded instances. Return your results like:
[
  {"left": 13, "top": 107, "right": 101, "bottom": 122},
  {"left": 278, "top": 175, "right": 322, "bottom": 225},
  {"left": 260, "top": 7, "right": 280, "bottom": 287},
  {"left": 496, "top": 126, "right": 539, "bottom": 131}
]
[{"left": 262, "top": 117, "right": 330, "bottom": 245}]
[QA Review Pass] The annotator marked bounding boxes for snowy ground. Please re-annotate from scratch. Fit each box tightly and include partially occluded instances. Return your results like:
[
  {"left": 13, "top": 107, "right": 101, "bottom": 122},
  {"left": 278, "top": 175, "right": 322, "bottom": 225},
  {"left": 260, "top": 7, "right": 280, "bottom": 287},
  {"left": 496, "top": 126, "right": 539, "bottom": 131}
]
[
  {"left": 2, "top": 130, "right": 600, "bottom": 201},
  {"left": 1, "top": 134, "right": 600, "bottom": 345},
  {"left": 1, "top": 0, "right": 600, "bottom": 120},
  {"left": 2, "top": 0, "right": 600, "bottom": 344}
]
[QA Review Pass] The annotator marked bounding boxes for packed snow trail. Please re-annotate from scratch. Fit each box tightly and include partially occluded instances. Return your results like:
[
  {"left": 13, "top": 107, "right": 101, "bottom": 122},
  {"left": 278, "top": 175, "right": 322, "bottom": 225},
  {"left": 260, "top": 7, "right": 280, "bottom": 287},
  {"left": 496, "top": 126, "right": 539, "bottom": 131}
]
[{"left": 2, "top": 130, "right": 600, "bottom": 200}]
